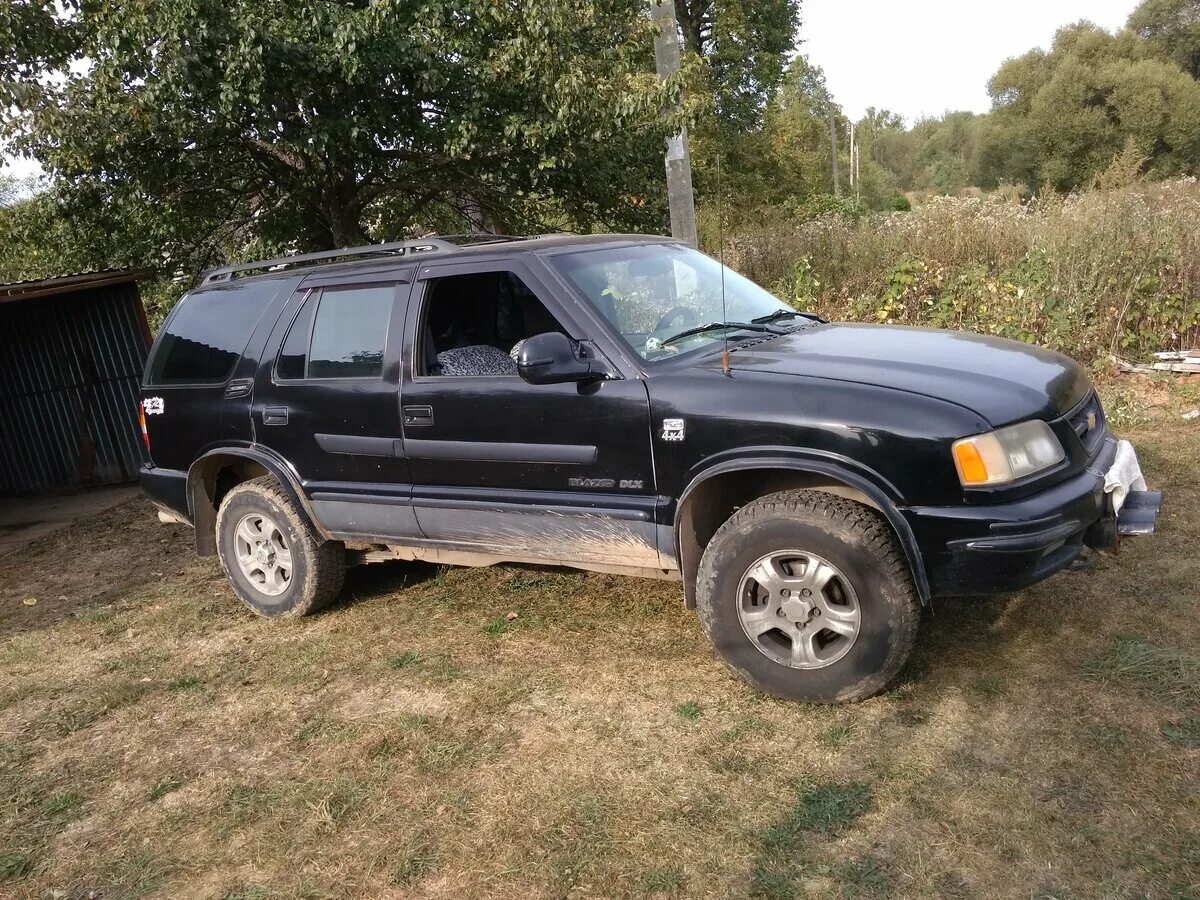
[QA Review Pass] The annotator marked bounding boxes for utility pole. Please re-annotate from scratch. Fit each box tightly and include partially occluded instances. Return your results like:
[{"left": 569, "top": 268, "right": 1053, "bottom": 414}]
[
  {"left": 650, "top": 0, "right": 698, "bottom": 247},
  {"left": 828, "top": 106, "right": 841, "bottom": 198}
]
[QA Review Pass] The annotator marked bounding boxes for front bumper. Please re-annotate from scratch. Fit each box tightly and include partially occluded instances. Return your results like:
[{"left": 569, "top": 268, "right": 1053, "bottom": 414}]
[{"left": 904, "top": 437, "right": 1161, "bottom": 596}]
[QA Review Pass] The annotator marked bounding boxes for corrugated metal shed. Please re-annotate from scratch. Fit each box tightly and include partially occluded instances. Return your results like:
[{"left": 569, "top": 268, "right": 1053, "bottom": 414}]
[{"left": 0, "top": 270, "right": 151, "bottom": 495}]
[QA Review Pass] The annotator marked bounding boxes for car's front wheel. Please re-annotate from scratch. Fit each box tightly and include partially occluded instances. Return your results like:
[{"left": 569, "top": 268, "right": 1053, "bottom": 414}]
[
  {"left": 215, "top": 476, "right": 345, "bottom": 618},
  {"left": 696, "top": 490, "right": 919, "bottom": 703}
]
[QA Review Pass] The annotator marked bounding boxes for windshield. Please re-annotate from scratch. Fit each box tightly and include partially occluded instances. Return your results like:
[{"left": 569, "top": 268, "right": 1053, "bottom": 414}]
[{"left": 549, "top": 243, "right": 802, "bottom": 361}]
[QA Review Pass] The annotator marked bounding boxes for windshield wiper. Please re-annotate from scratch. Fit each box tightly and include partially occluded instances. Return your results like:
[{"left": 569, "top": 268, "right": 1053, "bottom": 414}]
[
  {"left": 752, "top": 309, "right": 828, "bottom": 326},
  {"left": 659, "top": 320, "right": 786, "bottom": 347}
]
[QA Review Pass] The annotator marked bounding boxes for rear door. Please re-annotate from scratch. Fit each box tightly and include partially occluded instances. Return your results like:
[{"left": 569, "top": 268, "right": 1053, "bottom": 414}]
[
  {"left": 399, "top": 257, "right": 662, "bottom": 569},
  {"left": 143, "top": 276, "right": 297, "bottom": 474},
  {"left": 251, "top": 269, "right": 421, "bottom": 540}
]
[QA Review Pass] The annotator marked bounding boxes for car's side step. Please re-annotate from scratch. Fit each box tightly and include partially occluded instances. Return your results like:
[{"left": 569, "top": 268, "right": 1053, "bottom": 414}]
[{"left": 1117, "top": 490, "right": 1162, "bottom": 536}]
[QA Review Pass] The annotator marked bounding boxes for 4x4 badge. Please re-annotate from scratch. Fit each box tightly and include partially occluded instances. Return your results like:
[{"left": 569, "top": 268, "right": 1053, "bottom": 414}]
[{"left": 661, "top": 418, "right": 685, "bottom": 442}]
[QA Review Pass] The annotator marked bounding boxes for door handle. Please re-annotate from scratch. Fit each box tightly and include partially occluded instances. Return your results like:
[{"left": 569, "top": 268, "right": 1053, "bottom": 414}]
[
  {"left": 262, "top": 406, "right": 289, "bottom": 425},
  {"left": 403, "top": 405, "right": 434, "bottom": 426}
]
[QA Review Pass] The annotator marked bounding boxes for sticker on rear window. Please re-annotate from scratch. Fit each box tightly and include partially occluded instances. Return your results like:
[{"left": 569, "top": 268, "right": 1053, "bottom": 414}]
[{"left": 144, "top": 397, "right": 165, "bottom": 415}]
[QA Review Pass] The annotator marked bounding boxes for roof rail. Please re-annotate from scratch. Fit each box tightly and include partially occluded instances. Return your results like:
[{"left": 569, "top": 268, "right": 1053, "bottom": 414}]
[{"left": 198, "top": 237, "right": 459, "bottom": 286}]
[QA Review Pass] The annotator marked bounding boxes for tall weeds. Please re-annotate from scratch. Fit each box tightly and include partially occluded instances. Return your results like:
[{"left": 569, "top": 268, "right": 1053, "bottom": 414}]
[{"left": 725, "top": 178, "right": 1200, "bottom": 362}]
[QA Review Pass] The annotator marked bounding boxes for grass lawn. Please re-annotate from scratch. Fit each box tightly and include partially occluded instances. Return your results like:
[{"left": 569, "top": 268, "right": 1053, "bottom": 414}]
[{"left": 1, "top": 374, "right": 1198, "bottom": 899}]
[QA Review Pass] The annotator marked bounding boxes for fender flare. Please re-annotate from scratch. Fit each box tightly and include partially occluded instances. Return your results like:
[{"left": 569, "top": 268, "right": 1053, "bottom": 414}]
[
  {"left": 186, "top": 444, "right": 329, "bottom": 555},
  {"left": 675, "top": 451, "right": 930, "bottom": 605}
]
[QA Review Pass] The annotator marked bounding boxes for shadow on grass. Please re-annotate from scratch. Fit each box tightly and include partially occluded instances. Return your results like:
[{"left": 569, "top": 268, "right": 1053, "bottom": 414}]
[{"left": 324, "top": 559, "right": 444, "bottom": 614}]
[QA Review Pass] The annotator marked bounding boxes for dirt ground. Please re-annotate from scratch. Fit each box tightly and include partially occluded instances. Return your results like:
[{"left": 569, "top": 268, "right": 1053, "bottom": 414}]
[{"left": 1, "top": 375, "right": 1198, "bottom": 899}]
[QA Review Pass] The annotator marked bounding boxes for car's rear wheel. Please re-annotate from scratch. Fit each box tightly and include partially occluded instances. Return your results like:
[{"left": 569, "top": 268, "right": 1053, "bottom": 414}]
[
  {"left": 216, "top": 476, "right": 345, "bottom": 618},
  {"left": 696, "top": 490, "right": 919, "bottom": 703}
]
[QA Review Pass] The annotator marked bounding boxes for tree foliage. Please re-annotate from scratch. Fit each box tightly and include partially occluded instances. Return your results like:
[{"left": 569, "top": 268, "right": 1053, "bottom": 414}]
[
  {"left": 1129, "top": 0, "right": 1200, "bottom": 79},
  {"left": 978, "top": 22, "right": 1200, "bottom": 191},
  {"left": 673, "top": 0, "right": 800, "bottom": 132},
  {"left": 1, "top": 0, "right": 685, "bottom": 276}
]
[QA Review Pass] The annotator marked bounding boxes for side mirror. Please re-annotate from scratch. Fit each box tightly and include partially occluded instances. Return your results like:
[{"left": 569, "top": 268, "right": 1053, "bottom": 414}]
[{"left": 517, "top": 332, "right": 602, "bottom": 385}]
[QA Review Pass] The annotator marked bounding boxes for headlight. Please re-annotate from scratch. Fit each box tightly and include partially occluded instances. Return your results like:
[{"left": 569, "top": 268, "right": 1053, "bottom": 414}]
[{"left": 952, "top": 420, "right": 1065, "bottom": 487}]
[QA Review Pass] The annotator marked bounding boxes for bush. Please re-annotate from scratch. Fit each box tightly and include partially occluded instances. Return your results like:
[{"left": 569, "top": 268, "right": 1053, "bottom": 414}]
[
  {"left": 727, "top": 178, "right": 1200, "bottom": 363},
  {"left": 889, "top": 194, "right": 912, "bottom": 212}
]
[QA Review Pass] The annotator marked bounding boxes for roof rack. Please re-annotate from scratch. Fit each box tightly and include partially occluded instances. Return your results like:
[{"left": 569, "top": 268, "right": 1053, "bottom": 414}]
[{"left": 199, "top": 237, "right": 462, "bottom": 286}]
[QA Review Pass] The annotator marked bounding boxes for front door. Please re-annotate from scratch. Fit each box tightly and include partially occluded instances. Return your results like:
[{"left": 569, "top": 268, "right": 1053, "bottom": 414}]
[
  {"left": 399, "top": 258, "right": 661, "bottom": 569},
  {"left": 252, "top": 272, "right": 421, "bottom": 540}
]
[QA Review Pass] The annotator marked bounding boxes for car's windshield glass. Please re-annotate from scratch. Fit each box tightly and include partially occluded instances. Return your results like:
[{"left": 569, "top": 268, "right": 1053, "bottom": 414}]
[{"left": 549, "top": 243, "right": 802, "bottom": 361}]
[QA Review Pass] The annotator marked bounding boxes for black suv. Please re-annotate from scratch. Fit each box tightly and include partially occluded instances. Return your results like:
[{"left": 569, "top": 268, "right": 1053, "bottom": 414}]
[{"left": 139, "top": 234, "right": 1160, "bottom": 703}]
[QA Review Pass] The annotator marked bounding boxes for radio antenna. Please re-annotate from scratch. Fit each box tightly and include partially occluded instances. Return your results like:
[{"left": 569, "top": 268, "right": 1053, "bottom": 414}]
[{"left": 718, "top": 154, "right": 731, "bottom": 376}]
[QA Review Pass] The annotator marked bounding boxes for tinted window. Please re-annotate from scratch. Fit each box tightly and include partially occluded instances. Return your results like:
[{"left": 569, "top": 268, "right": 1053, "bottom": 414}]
[
  {"left": 148, "top": 281, "right": 282, "bottom": 385},
  {"left": 276, "top": 292, "right": 317, "bottom": 380},
  {"left": 307, "top": 286, "right": 394, "bottom": 378}
]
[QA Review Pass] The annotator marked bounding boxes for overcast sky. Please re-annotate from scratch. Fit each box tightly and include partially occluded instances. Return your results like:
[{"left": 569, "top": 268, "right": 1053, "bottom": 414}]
[
  {"left": 803, "top": 0, "right": 1141, "bottom": 123},
  {"left": 2, "top": 0, "right": 1145, "bottom": 180}
]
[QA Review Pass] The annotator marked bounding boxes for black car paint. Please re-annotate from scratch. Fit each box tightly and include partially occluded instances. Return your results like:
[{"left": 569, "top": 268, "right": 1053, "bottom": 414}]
[{"left": 139, "top": 235, "right": 1121, "bottom": 602}]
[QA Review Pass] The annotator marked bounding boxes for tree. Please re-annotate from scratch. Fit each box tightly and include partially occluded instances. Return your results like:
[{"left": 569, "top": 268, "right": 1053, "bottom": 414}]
[
  {"left": 1, "top": 0, "right": 684, "bottom": 275},
  {"left": 1129, "top": 0, "right": 1200, "bottom": 79},
  {"left": 979, "top": 22, "right": 1200, "bottom": 191},
  {"left": 673, "top": 0, "right": 800, "bottom": 131}
]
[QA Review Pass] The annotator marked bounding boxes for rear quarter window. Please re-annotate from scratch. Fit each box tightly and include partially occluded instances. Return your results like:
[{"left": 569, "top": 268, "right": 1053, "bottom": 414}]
[{"left": 147, "top": 280, "right": 283, "bottom": 385}]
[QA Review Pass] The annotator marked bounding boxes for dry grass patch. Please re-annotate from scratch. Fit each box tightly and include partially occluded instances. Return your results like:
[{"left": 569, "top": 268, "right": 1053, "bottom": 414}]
[{"left": 1, "top": 376, "right": 1198, "bottom": 898}]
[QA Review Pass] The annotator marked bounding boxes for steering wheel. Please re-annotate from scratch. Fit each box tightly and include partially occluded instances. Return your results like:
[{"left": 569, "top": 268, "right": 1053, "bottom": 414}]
[{"left": 655, "top": 305, "right": 701, "bottom": 334}]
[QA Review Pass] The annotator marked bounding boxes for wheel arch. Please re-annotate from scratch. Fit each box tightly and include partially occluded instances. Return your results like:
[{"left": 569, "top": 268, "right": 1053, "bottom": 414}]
[
  {"left": 674, "top": 456, "right": 929, "bottom": 609},
  {"left": 187, "top": 446, "right": 326, "bottom": 556}
]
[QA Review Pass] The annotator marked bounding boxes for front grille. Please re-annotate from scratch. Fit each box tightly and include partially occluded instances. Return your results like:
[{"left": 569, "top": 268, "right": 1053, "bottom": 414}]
[{"left": 1067, "top": 391, "right": 1107, "bottom": 457}]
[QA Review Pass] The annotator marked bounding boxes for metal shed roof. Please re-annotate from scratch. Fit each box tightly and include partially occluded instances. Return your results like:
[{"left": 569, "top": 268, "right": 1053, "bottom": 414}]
[{"left": 0, "top": 269, "right": 142, "bottom": 305}]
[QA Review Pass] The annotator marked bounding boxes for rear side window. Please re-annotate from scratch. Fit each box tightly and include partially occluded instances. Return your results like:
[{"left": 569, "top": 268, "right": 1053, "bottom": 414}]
[
  {"left": 276, "top": 285, "right": 394, "bottom": 380},
  {"left": 147, "top": 281, "right": 282, "bottom": 385}
]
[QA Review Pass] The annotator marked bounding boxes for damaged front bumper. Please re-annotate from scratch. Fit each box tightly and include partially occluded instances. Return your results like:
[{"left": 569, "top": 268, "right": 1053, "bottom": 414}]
[{"left": 904, "top": 436, "right": 1161, "bottom": 597}]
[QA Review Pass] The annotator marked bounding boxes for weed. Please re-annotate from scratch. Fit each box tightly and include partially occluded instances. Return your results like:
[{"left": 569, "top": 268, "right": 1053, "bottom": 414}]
[
  {"left": 819, "top": 724, "right": 852, "bottom": 747},
  {"left": 0, "top": 851, "right": 30, "bottom": 880},
  {"left": 828, "top": 855, "right": 893, "bottom": 897},
  {"left": 750, "top": 866, "right": 797, "bottom": 900},
  {"left": 73, "top": 604, "right": 113, "bottom": 623},
  {"left": 641, "top": 866, "right": 684, "bottom": 893},
  {"left": 676, "top": 700, "right": 703, "bottom": 720},
  {"left": 167, "top": 674, "right": 202, "bottom": 691},
  {"left": 761, "top": 782, "right": 871, "bottom": 851},
  {"left": 1081, "top": 723, "right": 1130, "bottom": 752},
  {"left": 44, "top": 791, "right": 83, "bottom": 815},
  {"left": 393, "top": 839, "right": 436, "bottom": 886},
  {"left": 974, "top": 674, "right": 1006, "bottom": 695},
  {"left": 1161, "top": 717, "right": 1200, "bottom": 749},
  {"left": 483, "top": 614, "right": 525, "bottom": 636},
  {"left": 148, "top": 777, "right": 183, "bottom": 802},
  {"left": 387, "top": 651, "right": 423, "bottom": 669},
  {"left": 1081, "top": 638, "right": 1200, "bottom": 706}
]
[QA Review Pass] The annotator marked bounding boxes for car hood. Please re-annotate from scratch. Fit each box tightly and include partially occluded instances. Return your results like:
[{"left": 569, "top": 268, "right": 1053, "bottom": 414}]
[{"left": 721, "top": 322, "right": 1091, "bottom": 426}]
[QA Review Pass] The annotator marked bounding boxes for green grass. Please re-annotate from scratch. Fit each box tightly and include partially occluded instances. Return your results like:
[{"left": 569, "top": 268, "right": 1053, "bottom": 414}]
[
  {"left": 393, "top": 839, "right": 436, "bottom": 886},
  {"left": 973, "top": 674, "right": 1006, "bottom": 695},
  {"left": 44, "top": 792, "right": 83, "bottom": 815},
  {"left": 148, "top": 777, "right": 182, "bottom": 802},
  {"left": 0, "top": 851, "right": 30, "bottom": 880},
  {"left": 386, "top": 650, "right": 423, "bottom": 669},
  {"left": 819, "top": 724, "right": 853, "bottom": 746},
  {"left": 1161, "top": 717, "right": 1200, "bottom": 749},
  {"left": 1081, "top": 638, "right": 1200, "bottom": 706},
  {"left": 641, "top": 866, "right": 684, "bottom": 893},
  {"left": 764, "top": 782, "right": 871, "bottom": 845},
  {"left": 167, "top": 674, "right": 202, "bottom": 691},
  {"left": 676, "top": 700, "right": 703, "bottom": 720}
]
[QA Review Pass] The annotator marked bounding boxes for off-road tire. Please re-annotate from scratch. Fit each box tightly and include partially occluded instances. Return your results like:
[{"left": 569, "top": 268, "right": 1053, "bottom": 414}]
[
  {"left": 696, "top": 490, "right": 919, "bottom": 703},
  {"left": 215, "top": 476, "right": 345, "bottom": 618}
]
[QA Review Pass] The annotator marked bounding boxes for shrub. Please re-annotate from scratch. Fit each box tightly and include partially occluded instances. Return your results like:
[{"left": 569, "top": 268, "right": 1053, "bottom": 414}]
[{"left": 725, "top": 178, "right": 1200, "bottom": 363}]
